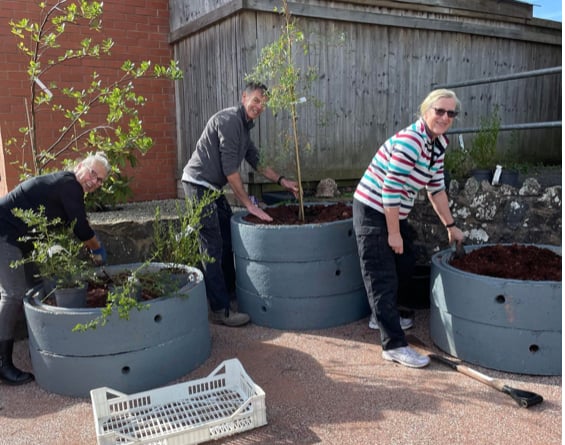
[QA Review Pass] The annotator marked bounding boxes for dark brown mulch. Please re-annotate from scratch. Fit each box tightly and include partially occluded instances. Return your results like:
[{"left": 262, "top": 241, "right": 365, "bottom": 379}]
[
  {"left": 243, "top": 202, "right": 352, "bottom": 225},
  {"left": 450, "top": 244, "right": 562, "bottom": 281},
  {"left": 86, "top": 269, "right": 189, "bottom": 308}
]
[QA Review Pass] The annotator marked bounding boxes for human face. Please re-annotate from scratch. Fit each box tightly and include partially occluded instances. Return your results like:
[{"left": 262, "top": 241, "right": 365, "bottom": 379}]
[
  {"left": 423, "top": 97, "right": 458, "bottom": 139},
  {"left": 241, "top": 89, "right": 268, "bottom": 121},
  {"left": 77, "top": 161, "right": 107, "bottom": 193}
]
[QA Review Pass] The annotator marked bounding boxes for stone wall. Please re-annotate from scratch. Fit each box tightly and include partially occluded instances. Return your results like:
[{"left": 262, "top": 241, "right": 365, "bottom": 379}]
[
  {"left": 410, "top": 177, "right": 562, "bottom": 264},
  {"left": 89, "top": 176, "right": 562, "bottom": 267}
]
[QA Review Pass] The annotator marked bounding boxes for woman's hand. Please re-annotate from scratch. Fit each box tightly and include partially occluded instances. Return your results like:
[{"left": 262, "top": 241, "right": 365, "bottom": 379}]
[
  {"left": 388, "top": 232, "right": 404, "bottom": 255},
  {"left": 447, "top": 226, "right": 464, "bottom": 245}
]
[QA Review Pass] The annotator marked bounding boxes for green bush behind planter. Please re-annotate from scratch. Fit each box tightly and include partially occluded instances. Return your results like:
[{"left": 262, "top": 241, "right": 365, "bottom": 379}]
[{"left": 23, "top": 263, "right": 210, "bottom": 397}]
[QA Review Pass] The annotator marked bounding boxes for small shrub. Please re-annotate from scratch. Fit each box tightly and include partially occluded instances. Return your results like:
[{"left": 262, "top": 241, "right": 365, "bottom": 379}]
[{"left": 469, "top": 106, "right": 501, "bottom": 170}]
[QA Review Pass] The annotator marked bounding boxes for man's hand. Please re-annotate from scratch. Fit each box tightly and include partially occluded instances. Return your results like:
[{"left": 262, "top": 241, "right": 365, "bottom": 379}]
[
  {"left": 246, "top": 204, "right": 273, "bottom": 222},
  {"left": 280, "top": 177, "right": 300, "bottom": 199}
]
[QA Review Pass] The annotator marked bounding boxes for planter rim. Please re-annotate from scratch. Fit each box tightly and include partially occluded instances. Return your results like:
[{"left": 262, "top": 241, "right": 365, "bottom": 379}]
[
  {"left": 25, "top": 262, "right": 203, "bottom": 315},
  {"left": 232, "top": 201, "right": 352, "bottom": 228},
  {"left": 432, "top": 243, "right": 562, "bottom": 284}
]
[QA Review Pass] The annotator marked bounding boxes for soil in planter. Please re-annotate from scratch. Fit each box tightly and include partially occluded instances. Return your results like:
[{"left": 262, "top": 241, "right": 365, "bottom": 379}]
[
  {"left": 450, "top": 244, "right": 561, "bottom": 281},
  {"left": 38, "top": 268, "right": 193, "bottom": 308},
  {"left": 243, "top": 202, "right": 352, "bottom": 225}
]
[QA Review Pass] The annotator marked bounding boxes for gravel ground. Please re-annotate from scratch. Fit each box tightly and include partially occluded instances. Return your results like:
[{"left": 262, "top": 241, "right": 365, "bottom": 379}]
[
  {"left": 0, "top": 309, "right": 561, "bottom": 445},
  {"left": 4, "top": 192, "right": 561, "bottom": 444}
]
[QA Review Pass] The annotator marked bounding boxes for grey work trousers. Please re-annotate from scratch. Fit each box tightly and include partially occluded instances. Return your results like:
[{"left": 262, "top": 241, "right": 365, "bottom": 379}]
[{"left": 0, "top": 238, "right": 35, "bottom": 340}]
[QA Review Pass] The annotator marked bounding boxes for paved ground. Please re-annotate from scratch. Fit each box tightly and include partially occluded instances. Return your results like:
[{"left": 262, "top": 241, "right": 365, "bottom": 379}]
[{"left": 0, "top": 309, "right": 561, "bottom": 445}]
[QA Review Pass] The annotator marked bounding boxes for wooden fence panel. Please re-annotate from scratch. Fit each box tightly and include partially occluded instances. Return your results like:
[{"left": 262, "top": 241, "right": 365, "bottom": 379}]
[{"left": 173, "top": 5, "right": 561, "bottom": 186}]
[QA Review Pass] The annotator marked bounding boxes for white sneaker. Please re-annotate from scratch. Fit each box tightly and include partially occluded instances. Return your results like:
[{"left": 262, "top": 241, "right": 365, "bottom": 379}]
[
  {"left": 382, "top": 346, "right": 430, "bottom": 368},
  {"left": 369, "top": 313, "right": 413, "bottom": 330}
]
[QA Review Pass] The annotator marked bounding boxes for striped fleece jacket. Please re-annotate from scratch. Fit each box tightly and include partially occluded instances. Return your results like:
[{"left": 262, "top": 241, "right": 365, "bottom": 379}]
[{"left": 354, "top": 118, "right": 448, "bottom": 219}]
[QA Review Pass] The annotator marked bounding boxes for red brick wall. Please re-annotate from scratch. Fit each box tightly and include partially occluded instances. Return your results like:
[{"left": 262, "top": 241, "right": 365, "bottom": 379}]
[{"left": 0, "top": 0, "right": 178, "bottom": 201}]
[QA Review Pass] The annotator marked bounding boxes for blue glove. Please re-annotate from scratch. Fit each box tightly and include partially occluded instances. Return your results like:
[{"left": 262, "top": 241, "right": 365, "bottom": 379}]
[{"left": 91, "top": 245, "right": 107, "bottom": 266}]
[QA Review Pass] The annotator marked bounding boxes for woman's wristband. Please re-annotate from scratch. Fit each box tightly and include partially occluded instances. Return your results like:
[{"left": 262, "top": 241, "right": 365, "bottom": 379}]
[
  {"left": 277, "top": 175, "right": 285, "bottom": 186},
  {"left": 445, "top": 221, "right": 456, "bottom": 228}
]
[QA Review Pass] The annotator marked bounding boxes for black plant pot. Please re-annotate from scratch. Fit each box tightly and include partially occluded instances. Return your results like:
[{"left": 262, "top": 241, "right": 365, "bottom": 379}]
[
  {"left": 470, "top": 168, "right": 493, "bottom": 184},
  {"left": 498, "top": 169, "right": 520, "bottom": 187}
]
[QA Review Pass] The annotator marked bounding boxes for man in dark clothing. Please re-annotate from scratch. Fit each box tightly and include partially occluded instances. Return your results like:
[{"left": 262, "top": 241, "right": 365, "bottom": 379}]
[
  {"left": 182, "top": 82, "right": 298, "bottom": 327},
  {"left": 0, "top": 153, "right": 109, "bottom": 385}
]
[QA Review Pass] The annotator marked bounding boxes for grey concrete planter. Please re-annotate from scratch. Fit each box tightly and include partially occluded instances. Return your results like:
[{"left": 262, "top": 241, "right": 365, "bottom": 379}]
[
  {"left": 23, "top": 263, "right": 210, "bottom": 397},
  {"left": 231, "top": 208, "right": 369, "bottom": 330},
  {"left": 430, "top": 244, "right": 561, "bottom": 375}
]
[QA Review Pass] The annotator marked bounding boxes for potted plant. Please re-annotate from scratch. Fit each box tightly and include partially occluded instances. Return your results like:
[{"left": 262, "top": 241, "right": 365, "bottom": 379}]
[
  {"left": 468, "top": 106, "right": 501, "bottom": 182},
  {"left": 446, "top": 107, "right": 519, "bottom": 188},
  {"left": 11, "top": 206, "right": 95, "bottom": 308},
  {"left": 231, "top": 1, "right": 369, "bottom": 330},
  {"left": 21, "top": 196, "right": 215, "bottom": 397}
]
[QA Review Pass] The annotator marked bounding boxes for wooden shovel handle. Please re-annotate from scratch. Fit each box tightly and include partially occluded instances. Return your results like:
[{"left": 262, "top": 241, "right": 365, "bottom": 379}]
[{"left": 430, "top": 354, "right": 544, "bottom": 408}]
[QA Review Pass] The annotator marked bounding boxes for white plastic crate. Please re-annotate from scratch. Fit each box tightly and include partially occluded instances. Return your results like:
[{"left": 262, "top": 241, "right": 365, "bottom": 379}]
[{"left": 90, "top": 358, "right": 267, "bottom": 445}]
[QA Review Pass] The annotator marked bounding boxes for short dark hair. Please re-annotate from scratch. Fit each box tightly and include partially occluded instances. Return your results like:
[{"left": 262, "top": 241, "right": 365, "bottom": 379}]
[{"left": 244, "top": 82, "right": 268, "bottom": 95}]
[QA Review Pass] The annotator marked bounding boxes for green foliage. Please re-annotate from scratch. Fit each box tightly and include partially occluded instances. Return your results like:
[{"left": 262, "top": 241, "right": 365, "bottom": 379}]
[
  {"left": 469, "top": 106, "right": 501, "bottom": 170},
  {"left": 152, "top": 191, "right": 221, "bottom": 267},
  {"left": 85, "top": 170, "right": 133, "bottom": 211},
  {"left": 444, "top": 147, "right": 473, "bottom": 181},
  {"left": 73, "top": 191, "right": 219, "bottom": 332},
  {"left": 73, "top": 266, "right": 149, "bottom": 332},
  {"left": 8, "top": 0, "right": 182, "bottom": 208},
  {"left": 245, "top": 0, "right": 317, "bottom": 221},
  {"left": 10, "top": 206, "right": 94, "bottom": 289}
]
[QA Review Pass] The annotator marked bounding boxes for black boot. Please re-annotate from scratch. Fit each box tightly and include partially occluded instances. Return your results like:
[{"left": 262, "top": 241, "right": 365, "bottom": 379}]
[{"left": 0, "top": 340, "right": 34, "bottom": 385}]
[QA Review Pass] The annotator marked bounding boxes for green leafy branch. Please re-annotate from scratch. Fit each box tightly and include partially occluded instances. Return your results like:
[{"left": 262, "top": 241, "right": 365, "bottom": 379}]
[
  {"left": 245, "top": 0, "right": 317, "bottom": 221},
  {"left": 8, "top": 0, "right": 182, "bottom": 209},
  {"left": 10, "top": 206, "right": 93, "bottom": 289},
  {"left": 152, "top": 190, "right": 221, "bottom": 268}
]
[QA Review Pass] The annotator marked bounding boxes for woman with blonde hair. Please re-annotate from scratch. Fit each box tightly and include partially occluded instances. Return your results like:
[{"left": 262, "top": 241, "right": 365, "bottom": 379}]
[{"left": 353, "top": 89, "right": 464, "bottom": 368}]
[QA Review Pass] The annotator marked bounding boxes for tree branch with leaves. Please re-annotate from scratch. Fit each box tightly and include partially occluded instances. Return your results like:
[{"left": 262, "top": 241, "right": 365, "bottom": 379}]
[{"left": 8, "top": 0, "right": 182, "bottom": 209}]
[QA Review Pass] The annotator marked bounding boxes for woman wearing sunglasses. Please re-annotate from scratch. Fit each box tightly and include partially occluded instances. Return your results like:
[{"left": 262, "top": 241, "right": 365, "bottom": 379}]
[
  {"left": 353, "top": 89, "right": 465, "bottom": 368},
  {"left": 0, "top": 152, "right": 110, "bottom": 385}
]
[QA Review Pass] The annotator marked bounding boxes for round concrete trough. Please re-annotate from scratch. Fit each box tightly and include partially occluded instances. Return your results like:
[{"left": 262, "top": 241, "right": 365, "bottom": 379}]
[
  {"left": 430, "top": 244, "right": 561, "bottom": 375},
  {"left": 231, "top": 208, "right": 369, "bottom": 330},
  {"left": 24, "top": 263, "right": 211, "bottom": 397}
]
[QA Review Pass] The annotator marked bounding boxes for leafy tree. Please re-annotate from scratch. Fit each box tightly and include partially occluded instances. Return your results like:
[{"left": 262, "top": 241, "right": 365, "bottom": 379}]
[
  {"left": 245, "top": 0, "right": 319, "bottom": 221},
  {"left": 7, "top": 0, "right": 182, "bottom": 208}
]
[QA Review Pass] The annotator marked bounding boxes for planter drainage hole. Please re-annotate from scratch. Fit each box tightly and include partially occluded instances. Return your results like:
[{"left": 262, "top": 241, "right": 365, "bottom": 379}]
[
  {"left": 154, "top": 314, "right": 162, "bottom": 323},
  {"left": 121, "top": 366, "right": 131, "bottom": 375},
  {"left": 335, "top": 269, "right": 341, "bottom": 277},
  {"left": 261, "top": 305, "right": 268, "bottom": 313},
  {"left": 529, "top": 344, "right": 539, "bottom": 353},
  {"left": 495, "top": 295, "right": 506, "bottom": 304},
  {"left": 348, "top": 229, "right": 353, "bottom": 237}
]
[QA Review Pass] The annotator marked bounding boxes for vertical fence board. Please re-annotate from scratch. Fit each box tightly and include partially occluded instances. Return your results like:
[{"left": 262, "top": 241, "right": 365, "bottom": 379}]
[{"left": 173, "top": 6, "right": 561, "bottom": 185}]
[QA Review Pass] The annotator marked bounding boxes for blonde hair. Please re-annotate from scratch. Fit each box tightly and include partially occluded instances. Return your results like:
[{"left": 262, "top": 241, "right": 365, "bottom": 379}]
[{"left": 419, "top": 89, "right": 461, "bottom": 117}]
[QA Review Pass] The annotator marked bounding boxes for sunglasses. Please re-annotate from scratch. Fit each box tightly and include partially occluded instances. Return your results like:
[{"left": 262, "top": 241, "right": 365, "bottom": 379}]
[{"left": 433, "top": 107, "right": 458, "bottom": 118}]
